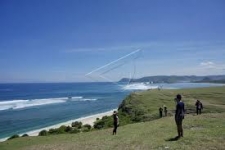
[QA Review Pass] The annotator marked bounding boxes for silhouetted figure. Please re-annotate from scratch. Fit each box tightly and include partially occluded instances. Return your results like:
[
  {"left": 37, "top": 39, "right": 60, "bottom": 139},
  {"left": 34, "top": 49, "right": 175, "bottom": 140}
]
[
  {"left": 159, "top": 107, "right": 163, "bottom": 118},
  {"left": 175, "top": 94, "right": 185, "bottom": 138},
  {"left": 195, "top": 100, "right": 203, "bottom": 115},
  {"left": 112, "top": 111, "right": 119, "bottom": 135},
  {"left": 164, "top": 105, "right": 167, "bottom": 116}
]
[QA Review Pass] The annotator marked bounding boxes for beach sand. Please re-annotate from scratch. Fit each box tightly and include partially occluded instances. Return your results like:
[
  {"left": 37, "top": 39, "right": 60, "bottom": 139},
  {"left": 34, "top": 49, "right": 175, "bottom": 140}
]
[{"left": 0, "top": 109, "right": 116, "bottom": 142}]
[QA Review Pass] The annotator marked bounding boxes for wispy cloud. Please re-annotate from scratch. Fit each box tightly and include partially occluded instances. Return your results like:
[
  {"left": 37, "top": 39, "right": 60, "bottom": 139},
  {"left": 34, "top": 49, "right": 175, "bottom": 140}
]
[
  {"left": 199, "top": 61, "right": 225, "bottom": 71},
  {"left": 200, "top": 61, "right": 214, "bottom": 67},
  {"left": 63, "top": 45, "right": 141, "bottom": 53}
]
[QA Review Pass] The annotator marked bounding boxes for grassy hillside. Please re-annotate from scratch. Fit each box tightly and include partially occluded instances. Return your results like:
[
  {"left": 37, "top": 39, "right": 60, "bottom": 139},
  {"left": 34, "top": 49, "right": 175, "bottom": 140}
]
[
  {"left": 1, "top": 86, "right": 225, "bottom": 150},
  {"left": 118, "top": 86, "right": 225, "bottom": 123},
  {"left": 0, "top": 113, "right": 225, "bottom": 150}
]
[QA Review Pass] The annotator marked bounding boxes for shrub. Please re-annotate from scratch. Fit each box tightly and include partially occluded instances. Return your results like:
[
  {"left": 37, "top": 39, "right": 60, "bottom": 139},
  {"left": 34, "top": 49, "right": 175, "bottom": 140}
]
[
  {"left": 70, "top": 128, "right": 80, "bottom": 134},
  {"left": 65, "top": 126, "right": 73, "bottom": 132},
  {"left": 48, "top": 128, "right": 58, "bottom": 134},
  {"left": 81, "top": 127, "right": 90, "bottom": 132},
  {"left": 22, "top": 134, "right": 29, "bottom": 137},
  {"left": 94, "top": 120, "right": 105, "bottom": 129},
  {"left": 72, "top": 121, "right": 82, "bottom": 129},
  {"left": 39, "top": 130, "right": 48, "bottom": 136},
  {"left": 83, "top": 124, "right": 92, "bottom": 130},
  {"left": 8, "top": 134, "right": 20, "bottom": 140}
]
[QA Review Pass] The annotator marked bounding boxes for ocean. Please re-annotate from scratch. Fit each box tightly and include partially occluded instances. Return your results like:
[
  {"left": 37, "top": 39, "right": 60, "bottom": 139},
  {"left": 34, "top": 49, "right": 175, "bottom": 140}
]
[{"left": 0, "top": 82, "right": 224, "bottom": 139}]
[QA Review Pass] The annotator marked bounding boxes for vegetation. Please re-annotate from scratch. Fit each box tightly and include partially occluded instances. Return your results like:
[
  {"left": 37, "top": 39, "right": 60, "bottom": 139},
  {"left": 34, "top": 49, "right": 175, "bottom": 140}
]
[
  {"left": 38, "top": 130, "right": 48, "bottom": 136},
  {"left": 71, "top": 121, "right": 82, "bottom": 129},
  {"left": 1, "top": 113, "right": 225, "bottom": 150},
  {"left": 7, "top": 135, "right": 19, "bottom": 140},
  {"left": 94, "top": 86, "right": 225, "bottom": 129},
  {"left": 21, "top": 134, "right": 29, "bottom": 137},
  {"left": 36, "top": 123, "right": 91, "bottom": 136}
]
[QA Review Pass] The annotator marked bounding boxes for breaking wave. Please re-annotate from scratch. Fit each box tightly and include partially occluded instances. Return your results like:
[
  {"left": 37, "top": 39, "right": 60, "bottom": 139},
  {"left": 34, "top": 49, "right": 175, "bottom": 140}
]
[
  {"left": 0, "top": 96, "right": 98, "bottom": 111},
  {"left": 122, "top": 82, "right": 159, "bottom": 90}
]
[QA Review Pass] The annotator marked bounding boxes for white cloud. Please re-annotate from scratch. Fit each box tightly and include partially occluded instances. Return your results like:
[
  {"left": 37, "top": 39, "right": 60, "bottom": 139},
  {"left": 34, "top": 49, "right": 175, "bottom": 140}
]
[{"left": 200, "top": 61, "right": 214, "bottom": 66}]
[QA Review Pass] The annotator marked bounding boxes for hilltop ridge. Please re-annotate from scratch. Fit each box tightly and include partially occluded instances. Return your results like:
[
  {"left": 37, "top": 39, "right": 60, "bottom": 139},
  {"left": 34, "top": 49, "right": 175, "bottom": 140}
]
[{"left": 119, "top": 75, "right": 225, "bottom": 83}]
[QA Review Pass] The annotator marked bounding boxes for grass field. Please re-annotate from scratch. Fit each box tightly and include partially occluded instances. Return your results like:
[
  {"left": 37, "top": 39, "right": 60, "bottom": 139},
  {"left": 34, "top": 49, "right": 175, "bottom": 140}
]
[{"left": 1, "top": 86, "right": 225, "bottom": 150}]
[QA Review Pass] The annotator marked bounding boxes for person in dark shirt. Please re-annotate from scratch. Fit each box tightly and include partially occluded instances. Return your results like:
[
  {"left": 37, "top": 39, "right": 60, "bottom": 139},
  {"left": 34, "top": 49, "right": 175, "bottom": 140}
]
[
  {"left": 112, "top": 111, "right": 119, "bottom": 135},
  {"left": 175, "top": 94, "right": 185, "bottom": 138},
  {"left": 159, "top": 107, "right": 163, "bottom": 118},
  {"left": 195, "top": 100, "right": 203, "bottom": 115},
  {"left": 164, "top": 105, "right": 167, "bottom": 117}
]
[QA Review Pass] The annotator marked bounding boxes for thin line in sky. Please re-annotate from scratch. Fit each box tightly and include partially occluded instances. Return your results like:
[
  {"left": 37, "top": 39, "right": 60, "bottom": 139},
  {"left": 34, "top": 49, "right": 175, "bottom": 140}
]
[{"left": 85, "top": 49, "right": 141, "bottom": 76}]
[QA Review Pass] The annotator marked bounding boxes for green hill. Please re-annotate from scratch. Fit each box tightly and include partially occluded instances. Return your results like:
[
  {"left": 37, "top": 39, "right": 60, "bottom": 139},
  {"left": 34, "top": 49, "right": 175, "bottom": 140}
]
[
  {"left": 0, "top": 113, "right": 225, "bottom": 150},
  {"left": 1, "top": 86, "right": 225, "bottom": 150}
]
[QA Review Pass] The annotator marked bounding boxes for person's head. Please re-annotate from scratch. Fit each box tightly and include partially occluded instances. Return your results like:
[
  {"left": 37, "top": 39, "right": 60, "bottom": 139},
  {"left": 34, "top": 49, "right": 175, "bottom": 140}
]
[
  {"left": 175, "top": 94, "right": 182, "bottom": 103},
  {"left": 113, "top": 111, "right": 117, "bottom": 115}
]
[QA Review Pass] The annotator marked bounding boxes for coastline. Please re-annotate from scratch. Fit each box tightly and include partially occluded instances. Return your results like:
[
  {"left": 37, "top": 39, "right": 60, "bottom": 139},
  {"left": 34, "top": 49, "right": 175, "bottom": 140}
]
[{"left": 0, "top": 109, "right": 117, "bottom": 142}]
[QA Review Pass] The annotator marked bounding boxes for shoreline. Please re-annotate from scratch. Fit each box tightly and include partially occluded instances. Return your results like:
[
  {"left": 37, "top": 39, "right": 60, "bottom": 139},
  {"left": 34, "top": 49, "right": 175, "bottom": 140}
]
[{"left": 0, "top": 109, "right": 117, "bottom": 142}]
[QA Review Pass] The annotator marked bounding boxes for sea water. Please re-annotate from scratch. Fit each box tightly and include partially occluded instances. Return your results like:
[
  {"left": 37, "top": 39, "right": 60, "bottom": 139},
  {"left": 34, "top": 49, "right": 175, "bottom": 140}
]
[{"left": 0, "top": 82, "right": 224, "bottom": 139}]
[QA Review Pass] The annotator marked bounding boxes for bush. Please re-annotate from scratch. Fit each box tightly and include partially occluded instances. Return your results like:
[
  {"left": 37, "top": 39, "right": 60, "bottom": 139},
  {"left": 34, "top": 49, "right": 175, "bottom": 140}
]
[
  {"left": 94, "top": 120, "right": 105, "bottom": 129},
  {"left": 22, "top": 134, "right": 29, "bottom": 137},
  {"left": 81, "top": 127, "right": 90, "bottom": 132},
  {"left": 72, "top": 121, "right": 82, "bottom": 129},
  {"left": 58, "top": 125, "right": 67, "bottom": 133},
  {"left": 70, "top": 128, "right": 80, "bottom": 134},
  {"left": 39, "top": 130, "right": 48, "bottom": 136},
  {"left": 48, "top": 126, "right": 66, "bottom": 135},
  {"left": 65, "top": 126, "right": 73, "bottom": 132},
  {"left": 8, "top": 134, "right": 20, "bottom": 140},
  {"left": 83, "top": 124, "right": 92, "bottom": 130}
]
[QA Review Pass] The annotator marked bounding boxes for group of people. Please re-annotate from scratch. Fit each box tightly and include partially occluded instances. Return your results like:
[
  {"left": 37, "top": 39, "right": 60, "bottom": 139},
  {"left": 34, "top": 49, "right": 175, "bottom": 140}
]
[
  {"left": 159, "top": 105, "right": 167, "bottom": 117},
  {"left": 112, "top": 94, "right": 204, "bottom": 138}
]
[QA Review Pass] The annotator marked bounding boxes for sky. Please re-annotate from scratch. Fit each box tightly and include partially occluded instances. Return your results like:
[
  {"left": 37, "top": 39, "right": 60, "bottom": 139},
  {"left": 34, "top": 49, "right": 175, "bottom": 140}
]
[{"left": 0, "top": 0, "right": 225, "bottom": 83}]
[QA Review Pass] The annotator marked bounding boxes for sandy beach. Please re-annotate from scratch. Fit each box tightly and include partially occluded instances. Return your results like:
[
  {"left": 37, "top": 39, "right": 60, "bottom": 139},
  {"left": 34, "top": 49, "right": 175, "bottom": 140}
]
[{"left": 0, "top": 109, "right": 116, "bottom": 142}]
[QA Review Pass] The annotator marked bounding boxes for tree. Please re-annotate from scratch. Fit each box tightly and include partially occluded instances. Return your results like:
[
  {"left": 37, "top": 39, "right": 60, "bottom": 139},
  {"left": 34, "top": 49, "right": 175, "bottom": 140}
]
[
  {"left": 39, "top": 130, "right": 48, "bottom": 136},
  {"left": 72, "top": 121, "right": 82, "bottom": 129},
  {"left": 83, "top": 124, "right": 92, "bottom": 130},
  {"left": 8, "top": 134, "right": 19, "bottom": 140},
  {"left": 22, "top": 134, "right": 29, "bottom": 137}
]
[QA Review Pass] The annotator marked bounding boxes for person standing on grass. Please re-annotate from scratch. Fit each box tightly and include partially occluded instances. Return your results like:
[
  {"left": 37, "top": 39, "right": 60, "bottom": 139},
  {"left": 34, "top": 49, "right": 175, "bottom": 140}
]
[
  {"left": 159, "top": 107, "right": 163, "bottom": 118},
  {"left": 175, "top": 94, "right": 185, "bottom": 138},
  {"left": 195, "top": 100, "right": 203, "bottom": 115},
  {"left": 164, "top": 105, "right": 167, "bottom": 116},
  {"left": 112, "top": 111, "right": 119, "bottom": 135}
]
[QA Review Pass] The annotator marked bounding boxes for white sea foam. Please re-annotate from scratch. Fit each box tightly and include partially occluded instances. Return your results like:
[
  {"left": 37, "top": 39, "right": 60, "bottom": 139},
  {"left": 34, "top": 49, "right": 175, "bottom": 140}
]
[
  {"left": 83, "top": 98, "right": 97, "bottom": 101},
  {"left": 122, "top": 82, "right": 159, "bottom": 90},
  {"left": 0, "top": 96, "right": 97, "bottom": 111}
]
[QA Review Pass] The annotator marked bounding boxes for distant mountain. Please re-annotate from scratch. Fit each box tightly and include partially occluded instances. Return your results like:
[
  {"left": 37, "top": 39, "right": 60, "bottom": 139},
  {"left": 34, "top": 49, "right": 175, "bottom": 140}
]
[{"left": 119, "top": 75, "right": 225, "bottom": 83}]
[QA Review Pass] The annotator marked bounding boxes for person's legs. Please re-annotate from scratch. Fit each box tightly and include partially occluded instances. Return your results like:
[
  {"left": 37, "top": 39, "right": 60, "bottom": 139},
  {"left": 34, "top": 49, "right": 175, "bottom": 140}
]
[
  {"left": 199, "top": 109, "right": 201, "bottom": 115},
  {"left": 196, "top": 108, "right": 199, "bottom": 115},
  {"left": 176, "top": 118, "right": 180, "bottom": 137},
  {"left": 180, "top": 120, "right": 183, "bottom": 137},
  {"left": 114, "top": 125, "right": 117, "bottom": 134},
  {"left": 113, "top": 123, "right": 117, "bottom": 135},
  {"left": 176, "top": 118, "right": 183, "bottom": 137}
]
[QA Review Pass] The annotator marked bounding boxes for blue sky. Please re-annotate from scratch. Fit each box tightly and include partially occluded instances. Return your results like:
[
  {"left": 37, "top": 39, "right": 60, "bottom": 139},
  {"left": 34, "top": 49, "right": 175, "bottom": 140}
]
[{"left": 0, "top": 0, "right": 225, "bottom": 83}]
